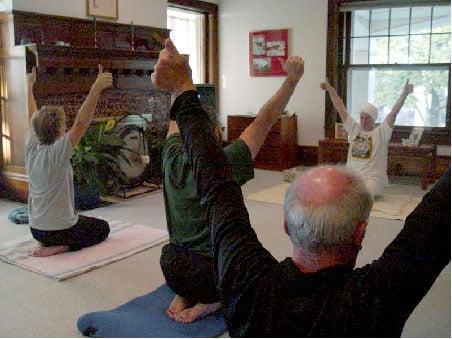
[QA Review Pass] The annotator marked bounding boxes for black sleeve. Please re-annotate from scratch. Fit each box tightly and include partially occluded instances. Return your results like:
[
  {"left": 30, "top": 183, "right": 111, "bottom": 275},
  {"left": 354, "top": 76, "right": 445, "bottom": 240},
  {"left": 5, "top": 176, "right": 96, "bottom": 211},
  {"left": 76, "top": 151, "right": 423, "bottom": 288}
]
[
  {"left": 355, "top": 168, "right": 451, "bottom": 325},
  {"left": 172, "top": 91, "right": 278, "bottom": 303}
]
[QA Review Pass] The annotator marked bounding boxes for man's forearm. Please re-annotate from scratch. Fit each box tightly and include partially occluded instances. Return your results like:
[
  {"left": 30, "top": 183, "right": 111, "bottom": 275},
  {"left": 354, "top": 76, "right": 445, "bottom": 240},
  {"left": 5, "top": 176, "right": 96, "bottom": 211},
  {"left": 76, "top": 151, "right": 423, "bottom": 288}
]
[{"left": 240, "top": 77, "right": 299, "bottom": 159}]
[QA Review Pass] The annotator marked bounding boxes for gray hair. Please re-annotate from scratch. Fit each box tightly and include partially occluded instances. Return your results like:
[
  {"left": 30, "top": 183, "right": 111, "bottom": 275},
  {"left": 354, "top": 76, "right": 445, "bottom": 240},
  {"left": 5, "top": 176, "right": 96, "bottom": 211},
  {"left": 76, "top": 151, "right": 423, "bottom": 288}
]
[
  {"left": 283, "top": 166, "right": 373, "bottom": 254},
  {"left": 32, "top": 106, "right": 66, "bottom": 145}
]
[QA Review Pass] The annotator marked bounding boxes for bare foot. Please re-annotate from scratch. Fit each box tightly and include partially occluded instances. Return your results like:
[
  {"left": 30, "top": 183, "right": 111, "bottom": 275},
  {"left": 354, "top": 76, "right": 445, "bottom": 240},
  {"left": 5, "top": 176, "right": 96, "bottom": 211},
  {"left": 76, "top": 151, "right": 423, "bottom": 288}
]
[
  {"left": 174, "top": 302, "right": 221, "bottom": 323},
  {"left": 32, "top": 245, "right": 69, "bottom": 257},
  {"left": 167, "top": 294, "right": 191, "bottom": 320}
]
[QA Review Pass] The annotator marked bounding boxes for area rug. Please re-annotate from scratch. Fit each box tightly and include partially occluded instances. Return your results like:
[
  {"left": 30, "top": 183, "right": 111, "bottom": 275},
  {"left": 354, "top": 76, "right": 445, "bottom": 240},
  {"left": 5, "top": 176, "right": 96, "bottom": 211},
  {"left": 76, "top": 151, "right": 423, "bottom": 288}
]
[
  {"left": 246, "top": 183, "right": 423, "bottom": 220},
  {"left": 77, "top": 284, "right": 227, "bottom": 338},
  {"left": 0, "top": 220, "right": 168, "bottom": 281}
]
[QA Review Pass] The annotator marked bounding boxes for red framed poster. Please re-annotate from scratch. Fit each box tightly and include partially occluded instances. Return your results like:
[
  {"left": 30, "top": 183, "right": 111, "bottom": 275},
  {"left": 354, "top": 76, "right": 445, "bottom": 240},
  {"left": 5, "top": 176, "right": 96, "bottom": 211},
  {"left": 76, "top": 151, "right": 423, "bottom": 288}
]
[{"left": 249, "top": 29, "right": 289, "bottom": 77}]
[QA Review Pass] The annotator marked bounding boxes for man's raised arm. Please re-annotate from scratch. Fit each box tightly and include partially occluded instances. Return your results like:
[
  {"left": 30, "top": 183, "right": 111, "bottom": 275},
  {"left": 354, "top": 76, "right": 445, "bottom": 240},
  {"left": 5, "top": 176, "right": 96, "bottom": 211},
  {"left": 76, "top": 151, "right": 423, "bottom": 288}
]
[{"left": 240, "top": 56, "right": 304, "bottom": 159}]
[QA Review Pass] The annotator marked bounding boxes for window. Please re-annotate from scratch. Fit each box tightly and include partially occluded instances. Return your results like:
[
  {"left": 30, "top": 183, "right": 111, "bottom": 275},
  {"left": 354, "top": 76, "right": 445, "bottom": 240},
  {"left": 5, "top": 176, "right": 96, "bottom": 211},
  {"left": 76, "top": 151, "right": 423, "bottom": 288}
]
[
  {"left": 341, "top": 4, "right": 450, "bottom": 130},
  {"left": 167, "top": 7, "right": 205, "bottom": 84}
]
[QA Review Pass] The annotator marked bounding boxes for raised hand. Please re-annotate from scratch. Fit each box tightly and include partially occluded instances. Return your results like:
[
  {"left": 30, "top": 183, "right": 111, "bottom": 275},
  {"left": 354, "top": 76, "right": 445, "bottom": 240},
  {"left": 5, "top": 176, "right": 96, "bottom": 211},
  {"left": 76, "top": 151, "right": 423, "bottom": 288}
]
[
  {"left": 151, "top": 39, "right": 194, "bottom": 95},
  {"left": 92, "top": 64, "right": 113, "bottom": 93},
  {"left": 27, "top": 66, "right": 36, "bottom": 86},
  {"left": 403, "top": 79, "right": 414, "bottom": 95},
  {"left": 320, "top": 79, "right": 334, "bottom": 92},
  {"left": 283, "top": 56, "right": 304, "bottom": 82}
]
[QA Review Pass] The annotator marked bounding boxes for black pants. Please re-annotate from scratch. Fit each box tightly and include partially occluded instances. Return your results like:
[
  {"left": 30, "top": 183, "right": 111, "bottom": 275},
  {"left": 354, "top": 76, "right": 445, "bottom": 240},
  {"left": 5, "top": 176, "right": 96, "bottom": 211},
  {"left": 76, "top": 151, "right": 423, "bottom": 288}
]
[
  {"left": 160, "top": 243, "right": 220, "bottom": 304},
  {"left": 30, "top": 215, "right": 110, "bottom": 251}
]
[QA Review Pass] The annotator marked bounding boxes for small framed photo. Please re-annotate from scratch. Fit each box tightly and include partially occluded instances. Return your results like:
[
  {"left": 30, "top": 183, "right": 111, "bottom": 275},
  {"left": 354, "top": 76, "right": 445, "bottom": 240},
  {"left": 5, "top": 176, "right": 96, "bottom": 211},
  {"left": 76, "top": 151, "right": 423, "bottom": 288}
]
[
  {"left": 334, "top": 122, "right": 348, "bottom": 140},
  {"left": 87, "top": 0, "right": 118, "bottom": 20},
  {"left": 410, "top": 127, "right": 425, "bottom": 145}
]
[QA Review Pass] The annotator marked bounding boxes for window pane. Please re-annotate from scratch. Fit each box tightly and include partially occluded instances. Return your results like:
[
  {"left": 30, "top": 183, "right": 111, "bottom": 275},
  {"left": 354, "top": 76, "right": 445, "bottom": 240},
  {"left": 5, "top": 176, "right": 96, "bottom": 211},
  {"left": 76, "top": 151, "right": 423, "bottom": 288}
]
[
  {"left": 352, "top": 10, "right": 370, "bottom": 37},
  {"left": 167, "top": 8, "right": 204, "bottom": 84},
  {"left": 347, "top": 67, "right": 449, "bottom": 127},
  {"left": 369, "top": 37, "right": 388, "bottom": 64},
  {"left": 432, "top": 6, "right": 451, "bottom": 33},
  {"left": 430, "top": 33, "right": 451, "bottom": 63},
  {"left": 390, "top": 7, "right": 410, "bottom": 35},
  {"left": 370, "top": 9, "right": 389, "bottom": 36},
  {"left": 409, "top": 34, "right": 430, "bottom": 64},
  {"left": 411, "top": 7, "right": 432, "bottom": 34},
  {"left": 389, "top": 36, "right": 409, "bottom": 64},
  {"left": 351, "top": 37, "right": 369, "bottom": 64}
]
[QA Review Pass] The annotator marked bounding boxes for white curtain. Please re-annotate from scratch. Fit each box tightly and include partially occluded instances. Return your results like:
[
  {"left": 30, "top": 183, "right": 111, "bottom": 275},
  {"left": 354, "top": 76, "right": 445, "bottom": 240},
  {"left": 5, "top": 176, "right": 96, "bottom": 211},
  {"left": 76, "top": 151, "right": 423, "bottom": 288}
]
[{"left": 167, "top": 8, "right": 204, "bottom": 84}]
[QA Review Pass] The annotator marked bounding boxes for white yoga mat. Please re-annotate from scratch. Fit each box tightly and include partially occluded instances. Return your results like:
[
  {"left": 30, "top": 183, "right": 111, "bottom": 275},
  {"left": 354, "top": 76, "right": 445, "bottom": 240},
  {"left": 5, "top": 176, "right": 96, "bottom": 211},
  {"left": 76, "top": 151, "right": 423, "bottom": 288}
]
[
  {"left": 0, "top": 220, "right": 168, "bottom": 281},
  {"left": 246, "top": 183, "right": 423, "bottom": 220}
]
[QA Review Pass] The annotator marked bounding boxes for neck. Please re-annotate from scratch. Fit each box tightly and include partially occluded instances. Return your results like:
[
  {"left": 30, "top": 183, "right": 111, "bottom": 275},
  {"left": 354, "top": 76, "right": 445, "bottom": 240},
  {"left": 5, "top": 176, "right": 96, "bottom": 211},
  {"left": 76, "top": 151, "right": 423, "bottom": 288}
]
[{"left": 291, "top": 246, "right": 358, "bottom": 273}]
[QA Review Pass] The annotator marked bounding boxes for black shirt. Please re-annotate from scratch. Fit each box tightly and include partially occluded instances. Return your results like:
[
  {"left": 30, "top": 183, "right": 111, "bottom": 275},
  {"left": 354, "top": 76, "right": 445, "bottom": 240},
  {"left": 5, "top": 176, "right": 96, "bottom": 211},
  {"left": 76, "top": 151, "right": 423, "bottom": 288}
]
[{"left": 172, "top": 90, "right": 451, "bottom": 337}]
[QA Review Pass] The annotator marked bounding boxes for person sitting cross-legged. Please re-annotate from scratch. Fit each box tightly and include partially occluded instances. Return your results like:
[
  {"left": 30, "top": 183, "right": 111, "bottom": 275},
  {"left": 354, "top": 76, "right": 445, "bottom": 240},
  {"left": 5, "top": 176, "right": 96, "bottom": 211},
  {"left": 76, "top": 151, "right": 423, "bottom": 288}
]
[
  {"left": 152, "top": 38, "right": 450, "bottom": 337},
  {"left": 26, "top": 65, "right": 112, "bottom": 257},
  {"left": 159, "top": 55, "right": 304, "bottom": 323},
  {"left": 321, "top": 79, "right": 414, "bottom": 198}
]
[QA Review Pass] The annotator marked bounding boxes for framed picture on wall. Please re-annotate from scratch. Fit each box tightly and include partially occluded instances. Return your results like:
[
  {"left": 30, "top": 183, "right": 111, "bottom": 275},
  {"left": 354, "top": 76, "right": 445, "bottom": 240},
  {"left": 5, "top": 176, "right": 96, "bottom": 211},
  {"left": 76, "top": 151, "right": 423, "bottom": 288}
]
[
  {"left": 249, "top": 29, "right": 289, "bottom": 77},
  {"left": 87, "top": 0, "right": 118, "bottom": 20}
]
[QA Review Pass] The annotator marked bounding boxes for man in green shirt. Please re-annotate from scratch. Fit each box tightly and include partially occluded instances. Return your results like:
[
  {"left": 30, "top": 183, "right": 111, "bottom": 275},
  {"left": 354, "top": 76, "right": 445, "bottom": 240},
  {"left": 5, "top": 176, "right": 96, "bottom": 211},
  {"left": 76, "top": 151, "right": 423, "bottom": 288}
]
[{"left": 160, "top": 56, "right": 304, "bottom": 323}]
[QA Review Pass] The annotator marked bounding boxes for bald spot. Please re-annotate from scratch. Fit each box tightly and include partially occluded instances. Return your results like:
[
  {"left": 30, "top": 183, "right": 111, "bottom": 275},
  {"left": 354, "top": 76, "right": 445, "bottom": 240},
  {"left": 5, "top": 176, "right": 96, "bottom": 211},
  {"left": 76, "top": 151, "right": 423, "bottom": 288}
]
[{"left": 296, "top": 166, "right": 354, "bottom": 207}]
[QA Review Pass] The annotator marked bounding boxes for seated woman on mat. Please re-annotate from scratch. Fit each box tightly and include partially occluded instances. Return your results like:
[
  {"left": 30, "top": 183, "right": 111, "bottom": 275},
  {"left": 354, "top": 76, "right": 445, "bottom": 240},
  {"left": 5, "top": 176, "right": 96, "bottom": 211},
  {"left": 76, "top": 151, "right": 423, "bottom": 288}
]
[{"left": 26, "top": 65, "right": 112, "bottom": 257}]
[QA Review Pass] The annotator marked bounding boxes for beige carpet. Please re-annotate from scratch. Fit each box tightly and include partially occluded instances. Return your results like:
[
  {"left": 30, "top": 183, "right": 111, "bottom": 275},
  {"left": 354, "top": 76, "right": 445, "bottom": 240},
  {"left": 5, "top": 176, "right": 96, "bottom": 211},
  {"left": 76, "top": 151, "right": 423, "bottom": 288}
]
[
  {"left": 0, "top": 220, "right": 168, "bottom": 281},
  {"left": 246, "top": 183, "right": 423, "bottom": 220}
]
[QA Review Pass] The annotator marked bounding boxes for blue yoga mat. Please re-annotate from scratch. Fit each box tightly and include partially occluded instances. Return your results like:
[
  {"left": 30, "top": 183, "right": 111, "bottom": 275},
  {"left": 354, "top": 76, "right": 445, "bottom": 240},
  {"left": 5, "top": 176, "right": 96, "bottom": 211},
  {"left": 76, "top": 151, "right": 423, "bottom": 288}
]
[{"left": 77, "top": 284, "right": 227, "bottom": 338}]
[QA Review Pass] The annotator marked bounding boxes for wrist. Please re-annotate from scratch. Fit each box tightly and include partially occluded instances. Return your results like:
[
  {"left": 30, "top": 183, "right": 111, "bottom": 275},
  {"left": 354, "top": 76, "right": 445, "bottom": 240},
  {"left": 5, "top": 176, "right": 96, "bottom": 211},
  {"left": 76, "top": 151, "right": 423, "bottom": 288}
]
[
  {"left": 173, "top": 80, "right": 196, "bottom": 98},
  {"left": 286, "top": 76, "right": 301, "bottom": 85}
]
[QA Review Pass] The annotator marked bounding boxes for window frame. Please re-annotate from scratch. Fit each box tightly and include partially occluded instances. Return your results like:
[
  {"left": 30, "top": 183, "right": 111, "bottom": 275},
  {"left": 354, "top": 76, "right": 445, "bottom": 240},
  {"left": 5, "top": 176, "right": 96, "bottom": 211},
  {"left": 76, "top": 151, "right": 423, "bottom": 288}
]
[
  {"left": 326, "top": 0, "right": 451, "bottom": 145},
  {"left": 167, "top": 0, "right": 218, "bottom": 86}
]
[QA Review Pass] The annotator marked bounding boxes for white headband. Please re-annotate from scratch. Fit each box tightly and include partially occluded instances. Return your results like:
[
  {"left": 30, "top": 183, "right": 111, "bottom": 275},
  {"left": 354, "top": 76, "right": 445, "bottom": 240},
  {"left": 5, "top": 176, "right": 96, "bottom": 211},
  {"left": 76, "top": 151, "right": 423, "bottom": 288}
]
[{"left": 360, "top": 103, "right": 378, "bottom": 122}]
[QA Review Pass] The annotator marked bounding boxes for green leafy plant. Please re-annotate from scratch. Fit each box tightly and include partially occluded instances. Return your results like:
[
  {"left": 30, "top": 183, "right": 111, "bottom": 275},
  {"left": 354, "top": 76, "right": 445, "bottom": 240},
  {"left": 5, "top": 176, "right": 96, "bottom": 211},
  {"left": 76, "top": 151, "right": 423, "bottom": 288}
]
[
  {"left": 71, "top": 121, "right": 132, "bottom": 195},
  {"left": 144, "top": 121, "right": 166, "bottom": 184}
]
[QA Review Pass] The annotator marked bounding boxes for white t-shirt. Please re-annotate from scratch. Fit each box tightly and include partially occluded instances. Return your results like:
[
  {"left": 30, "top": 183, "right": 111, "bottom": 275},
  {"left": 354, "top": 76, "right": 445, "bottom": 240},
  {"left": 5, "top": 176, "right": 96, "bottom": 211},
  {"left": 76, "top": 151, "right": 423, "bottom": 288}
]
[
  {"left": 25, "top": 127, "right": 78, "bottom": 231},
  {"left": 343, "top": 116, "right": 393, "bottom": 186}
]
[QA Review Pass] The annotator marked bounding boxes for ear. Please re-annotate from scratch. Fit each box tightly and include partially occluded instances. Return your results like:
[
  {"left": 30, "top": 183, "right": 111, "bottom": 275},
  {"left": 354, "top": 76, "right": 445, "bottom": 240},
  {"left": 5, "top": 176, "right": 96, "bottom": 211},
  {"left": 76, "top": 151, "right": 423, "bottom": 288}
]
[
  {"left": 352, "top": 221, "right": 367, "bottom": 247},
  {"left": 284, "top": 219, "right": 289, "bottom": 236}
]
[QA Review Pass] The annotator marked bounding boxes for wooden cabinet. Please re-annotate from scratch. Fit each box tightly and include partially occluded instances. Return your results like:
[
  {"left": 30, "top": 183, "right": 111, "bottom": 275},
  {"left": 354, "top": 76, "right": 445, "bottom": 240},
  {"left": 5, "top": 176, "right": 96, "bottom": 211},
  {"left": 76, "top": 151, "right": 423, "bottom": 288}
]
[{"left": 227, "top": 115, "right": 298, "bottom": 171}]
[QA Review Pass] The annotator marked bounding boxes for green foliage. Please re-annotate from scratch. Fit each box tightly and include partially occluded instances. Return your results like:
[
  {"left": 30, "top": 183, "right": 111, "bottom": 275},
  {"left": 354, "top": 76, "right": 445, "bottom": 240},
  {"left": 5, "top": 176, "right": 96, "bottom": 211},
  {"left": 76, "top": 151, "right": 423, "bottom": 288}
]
[
  {"left": 71, "top": 121, "right": 132, "bottom": 195},
  {"left": 144, "top": 121, "right": 166, "bottom": 184}
]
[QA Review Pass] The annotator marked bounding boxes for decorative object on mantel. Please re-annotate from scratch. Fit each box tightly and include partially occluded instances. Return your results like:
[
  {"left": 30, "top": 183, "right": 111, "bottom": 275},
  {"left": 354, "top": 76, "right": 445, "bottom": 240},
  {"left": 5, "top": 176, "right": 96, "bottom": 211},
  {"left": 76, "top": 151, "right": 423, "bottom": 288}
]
[
  {"left": 249, "top": 29, "right": 289, "bottom": 77},
  {"left": 87, "top": 0, "right": 118, "bottom": 20},
  {"left": 402, "top": 127, "right": 425, "bottom": 146}
]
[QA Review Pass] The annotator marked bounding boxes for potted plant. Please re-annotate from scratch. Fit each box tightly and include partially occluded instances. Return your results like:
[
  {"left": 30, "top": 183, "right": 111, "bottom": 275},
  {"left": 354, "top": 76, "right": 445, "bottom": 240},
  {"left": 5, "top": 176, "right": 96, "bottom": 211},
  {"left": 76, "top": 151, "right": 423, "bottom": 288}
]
[{"left": 71, "top": 120, "right": 131, "bottom": 210}]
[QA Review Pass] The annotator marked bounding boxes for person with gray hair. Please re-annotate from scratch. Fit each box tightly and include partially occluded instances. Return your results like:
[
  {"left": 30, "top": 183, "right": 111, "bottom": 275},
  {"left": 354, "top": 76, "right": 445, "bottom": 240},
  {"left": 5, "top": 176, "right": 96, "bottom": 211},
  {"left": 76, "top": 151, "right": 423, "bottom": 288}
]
[
  {"left": 284, "top": 166, "right": 372, "bottom": 258},
  {"left": 25, "top": 65, "right": 112, "bottom": 257},
  {"left": 152, "top": 38, "right": 450, "bottom": 337},
  {"left": 321, "top": 79, "right": 414, "bottom": 197}
]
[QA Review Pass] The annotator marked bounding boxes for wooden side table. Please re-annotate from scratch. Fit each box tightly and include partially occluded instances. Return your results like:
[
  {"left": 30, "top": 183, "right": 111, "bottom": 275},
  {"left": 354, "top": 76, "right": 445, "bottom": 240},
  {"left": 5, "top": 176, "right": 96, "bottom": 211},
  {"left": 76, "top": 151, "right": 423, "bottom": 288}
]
[{"left": 318, "top": 138, "right": 437, "bottom": 190}]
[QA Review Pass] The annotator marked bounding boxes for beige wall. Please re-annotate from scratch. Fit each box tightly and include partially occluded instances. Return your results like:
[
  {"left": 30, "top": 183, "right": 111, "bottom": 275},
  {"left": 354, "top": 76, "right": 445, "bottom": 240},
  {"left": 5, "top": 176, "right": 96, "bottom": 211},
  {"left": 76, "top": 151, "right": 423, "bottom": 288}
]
[{"left": 218, "top": 0, "right": 328, "bottom": 146}]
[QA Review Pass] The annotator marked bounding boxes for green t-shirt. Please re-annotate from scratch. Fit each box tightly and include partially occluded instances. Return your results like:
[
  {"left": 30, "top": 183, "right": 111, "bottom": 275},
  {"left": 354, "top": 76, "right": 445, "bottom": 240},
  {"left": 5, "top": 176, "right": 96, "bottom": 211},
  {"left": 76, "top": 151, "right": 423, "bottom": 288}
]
[{"left": 163, "top": 134, "right": 254, "bottom": 256}]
